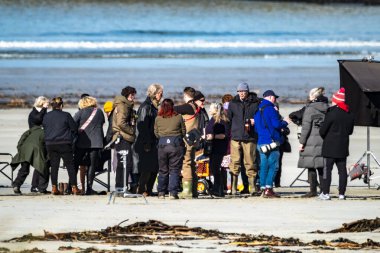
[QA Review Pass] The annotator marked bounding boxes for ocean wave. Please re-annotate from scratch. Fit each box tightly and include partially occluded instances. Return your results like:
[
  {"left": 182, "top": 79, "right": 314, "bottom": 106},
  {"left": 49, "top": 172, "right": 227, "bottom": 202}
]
[{"left": 1, "top": 40, "right": 380, "bottom": 49}]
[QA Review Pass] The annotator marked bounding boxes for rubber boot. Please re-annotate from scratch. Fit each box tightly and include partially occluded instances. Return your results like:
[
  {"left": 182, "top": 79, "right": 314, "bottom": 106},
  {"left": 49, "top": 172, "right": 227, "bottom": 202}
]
[
  {"left": 231, "top": 174, "right": 238, "bottom": 195},
  {"left": 179, "top": 179, "right": 192, "bottom": 199},
  {"left": 302, "top": 169, "right": 318, "bottom": 198},
  {"left": 248, "top": 177, "right": 256, "bottom": 196}
]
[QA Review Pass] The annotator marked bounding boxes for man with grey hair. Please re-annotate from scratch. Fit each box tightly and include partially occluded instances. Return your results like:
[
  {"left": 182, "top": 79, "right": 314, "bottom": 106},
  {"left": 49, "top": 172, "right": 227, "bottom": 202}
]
[
  {"left": 227, "top": 82, "right": 259, "bottom": 195},
  {"left": 134, "top": 84, "right": 163, "bottom": 196}
]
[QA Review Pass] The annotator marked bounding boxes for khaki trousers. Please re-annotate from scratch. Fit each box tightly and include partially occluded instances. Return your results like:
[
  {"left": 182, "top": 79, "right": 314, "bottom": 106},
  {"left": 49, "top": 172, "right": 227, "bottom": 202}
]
[
  {"left": 229, "top": 140, "right": 257, "bottom": 178},
  {"left": 181, "top": 142, "right": 197, "bottom": 180}
]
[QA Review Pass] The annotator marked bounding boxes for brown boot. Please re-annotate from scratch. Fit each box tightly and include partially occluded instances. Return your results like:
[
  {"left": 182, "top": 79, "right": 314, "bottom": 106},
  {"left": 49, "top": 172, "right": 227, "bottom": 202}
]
[
  {"left": 51, "top": 185, "right": 60, "bottom": 195},
  {"left": 71, "top": 185, "right": 80, "bottom": 195},
  {"left": 263, "top": 188, "right": 280, "bottom": 198}
]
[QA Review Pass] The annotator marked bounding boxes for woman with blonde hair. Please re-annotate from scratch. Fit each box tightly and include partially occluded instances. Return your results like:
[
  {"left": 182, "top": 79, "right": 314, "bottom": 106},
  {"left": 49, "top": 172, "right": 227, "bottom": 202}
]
[
  {"left": 12, "top": 96, "right": 50, "bottom": 194},
  {"left": 134, "top": 83, "right": 163, "bottom": 196},
  {"left": 205, "top": 103, "right": 230, "bottom": 197},
  {"left": 74, "top": 96, "right": 105, "bottom": 195}
]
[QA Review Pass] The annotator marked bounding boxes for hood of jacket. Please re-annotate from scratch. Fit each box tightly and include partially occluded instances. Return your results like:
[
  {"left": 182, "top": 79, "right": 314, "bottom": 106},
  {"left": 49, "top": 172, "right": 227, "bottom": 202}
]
[
  {"left": 308, "top": 101, "right": 328, "bottom": 114},
  {"left": 114, "top": 95, "right": 134, "bottom": 108}
]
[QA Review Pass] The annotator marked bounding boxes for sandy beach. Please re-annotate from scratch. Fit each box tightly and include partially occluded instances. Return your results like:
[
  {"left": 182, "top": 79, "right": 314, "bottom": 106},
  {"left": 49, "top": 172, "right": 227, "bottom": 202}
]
[{"left": 0, "top": 107, "right": 379, "bottom": 252}]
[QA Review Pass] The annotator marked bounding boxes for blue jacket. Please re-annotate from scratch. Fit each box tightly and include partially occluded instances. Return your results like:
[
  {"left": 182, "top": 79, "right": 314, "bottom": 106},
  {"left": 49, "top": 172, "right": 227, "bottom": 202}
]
[{"left": 254, "top": 99, "right": 288, "bottom": 145}]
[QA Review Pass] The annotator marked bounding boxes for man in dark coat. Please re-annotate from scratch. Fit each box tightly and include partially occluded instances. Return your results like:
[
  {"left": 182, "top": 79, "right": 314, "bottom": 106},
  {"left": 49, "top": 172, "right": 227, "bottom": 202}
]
[
  {"left": 227, "top": 82, "right": 259, "bottom": 195},
  {"left": 134, "top": 84, "right": 163, "bottom": 196},
  {"left": 319, "top": 88, "right": 354, "bottom": 200}
]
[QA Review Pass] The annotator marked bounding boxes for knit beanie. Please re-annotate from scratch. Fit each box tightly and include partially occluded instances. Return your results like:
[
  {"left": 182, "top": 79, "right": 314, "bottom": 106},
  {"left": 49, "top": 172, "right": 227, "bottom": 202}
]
[
  {"left": 332, "top": 87, "right": 345, "bottom": 104},
  {"left": 103, "top": 101, "right": 113, "bottom": 113}
]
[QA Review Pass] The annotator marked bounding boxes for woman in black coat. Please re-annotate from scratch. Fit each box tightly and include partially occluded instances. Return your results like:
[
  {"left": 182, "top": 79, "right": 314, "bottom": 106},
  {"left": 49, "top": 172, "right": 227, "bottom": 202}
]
[
  {"left": 205, "top": 103, "right": 230, "bottom": 197},
  {"left": 319, "top": 88, "right": 354, "bottom": 200},
  {"left": 74, "top": 96, "right": 105, "bottom": 195},
  {"left": 134, "top": 84, "right": 163, "bottom": 196}
]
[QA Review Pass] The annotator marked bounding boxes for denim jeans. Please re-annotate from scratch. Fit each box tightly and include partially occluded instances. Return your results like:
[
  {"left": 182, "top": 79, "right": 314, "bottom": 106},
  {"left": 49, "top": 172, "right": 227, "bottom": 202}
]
[{"left": 258, "top": 145, "right": 280, "bottom": 189}]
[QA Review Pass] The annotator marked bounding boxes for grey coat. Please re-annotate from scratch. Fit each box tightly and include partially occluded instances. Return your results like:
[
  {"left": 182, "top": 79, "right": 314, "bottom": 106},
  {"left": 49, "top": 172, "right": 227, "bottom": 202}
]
[
  {"left": 297, "top": 101, "right": 328, "bottom": 169},
  {"left": 73, "top": 107, "right": 105, "bottom": 149}
]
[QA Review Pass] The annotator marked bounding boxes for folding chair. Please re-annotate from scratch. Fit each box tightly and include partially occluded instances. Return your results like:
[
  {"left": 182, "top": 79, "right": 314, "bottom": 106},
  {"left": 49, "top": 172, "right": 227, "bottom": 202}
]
[
  {"left": 94, "top": 158, "right": 111, "bottom": 192},
  {"left": 289, "top": 168, "right": 308, "bottom": 187},
  {"left": 0, "top": 153, "right": 14, "bottom": 185}
]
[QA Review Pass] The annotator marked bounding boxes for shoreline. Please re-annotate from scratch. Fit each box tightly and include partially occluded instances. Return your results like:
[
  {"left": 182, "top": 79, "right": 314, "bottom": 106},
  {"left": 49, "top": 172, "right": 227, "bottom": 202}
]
[{"left": 0, "top": 94, "right": 307, "bottom": 109}]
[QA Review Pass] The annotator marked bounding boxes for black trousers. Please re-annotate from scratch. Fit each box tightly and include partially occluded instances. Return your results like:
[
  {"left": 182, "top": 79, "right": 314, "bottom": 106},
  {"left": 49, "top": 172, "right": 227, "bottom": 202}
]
[
  {"left": 115, "top": 139, "right": 133, "bottom": 189},
  {"left": 47, "top": 144, "right": 77, "bottom": 186},
  {"left": 13, "top": 162, "right": 50, "bottom": 191},
  {"left": 138, "top": 171, "right": 158, "bottom": 194},
  {"left": 210, "top": 153, "right": 225, "bottom": 196},
  {"left": 157, "top": 144, "right": 184, "bottom": 195},
  {"left": 322, "top": 157, "right": 347, "bottom": 195}
]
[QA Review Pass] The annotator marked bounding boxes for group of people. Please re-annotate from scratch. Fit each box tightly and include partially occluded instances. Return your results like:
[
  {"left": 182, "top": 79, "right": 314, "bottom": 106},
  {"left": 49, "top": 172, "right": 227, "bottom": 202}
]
[{"left": 11, "top": 82, "right": 354, "bottom": 200}]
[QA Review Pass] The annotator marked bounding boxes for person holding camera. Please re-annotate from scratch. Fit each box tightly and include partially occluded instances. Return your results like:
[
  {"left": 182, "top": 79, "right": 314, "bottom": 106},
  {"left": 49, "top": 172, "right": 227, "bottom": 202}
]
[
  {"left": 254, "top": 90, "right": 290, "bottom": 198},
  {"left": 297, "top": 87, "right": 328, "bottom": 198}
]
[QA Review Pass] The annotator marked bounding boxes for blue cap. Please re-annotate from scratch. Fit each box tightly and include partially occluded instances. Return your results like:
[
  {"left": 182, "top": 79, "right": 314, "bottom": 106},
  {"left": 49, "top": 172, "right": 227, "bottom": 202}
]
[
  {"left": 237, "top": 82, "right": 249, "bottom": 92},
  {"left": 263, "top": 90, "right": 279, "bottom": 98}
]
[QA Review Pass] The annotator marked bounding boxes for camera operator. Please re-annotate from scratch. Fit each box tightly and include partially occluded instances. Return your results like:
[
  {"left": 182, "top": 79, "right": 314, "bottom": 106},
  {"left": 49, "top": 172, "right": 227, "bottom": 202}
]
[{"left": 254, "top": 90, "right": 290, "bottom": 198}]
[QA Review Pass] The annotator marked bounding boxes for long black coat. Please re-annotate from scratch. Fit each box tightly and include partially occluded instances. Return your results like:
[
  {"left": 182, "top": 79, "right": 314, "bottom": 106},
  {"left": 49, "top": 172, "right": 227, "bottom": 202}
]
[
  {"left": 319, "top": 106, "right": 355, "bottom": 159},
  {"left": 133, "top": 97, "right": 159, "bottom": 173},
  {"left": 227, "top": 93, "right": 259, "bottom": 141}
]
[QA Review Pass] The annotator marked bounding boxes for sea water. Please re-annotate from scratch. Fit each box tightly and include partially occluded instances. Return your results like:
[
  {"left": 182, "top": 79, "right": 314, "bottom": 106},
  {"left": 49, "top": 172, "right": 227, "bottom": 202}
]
[{"left": 0, "top": 0, "right": 380, "bottom": 101}]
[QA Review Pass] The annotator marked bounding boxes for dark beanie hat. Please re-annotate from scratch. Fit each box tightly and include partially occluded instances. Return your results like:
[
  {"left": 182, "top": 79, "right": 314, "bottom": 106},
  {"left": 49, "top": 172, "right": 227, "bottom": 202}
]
[{"left": 193, "top": 90, "right": 205, "bottom": 101}]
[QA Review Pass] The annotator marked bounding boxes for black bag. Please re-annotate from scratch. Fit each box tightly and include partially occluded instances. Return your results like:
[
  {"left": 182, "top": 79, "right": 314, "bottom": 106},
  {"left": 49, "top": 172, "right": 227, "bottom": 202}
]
[
  {"left": 281, "top": 139, "right": 292, "bottom": 153},
  {"left": 203, "top": 140, "right": 213, "bottom": 156},
  {"left": 184, "top": 128, "right": 202, "bottom": 147}
]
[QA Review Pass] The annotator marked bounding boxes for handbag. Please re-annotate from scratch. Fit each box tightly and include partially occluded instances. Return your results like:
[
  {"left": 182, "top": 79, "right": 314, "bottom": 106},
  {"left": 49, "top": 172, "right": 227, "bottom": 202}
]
[
  {"left": 203, "top": 140, "right": 213, "bottom": 156},
  {"left": 348, "top": 163, "right": 366, "bottom": 181}
]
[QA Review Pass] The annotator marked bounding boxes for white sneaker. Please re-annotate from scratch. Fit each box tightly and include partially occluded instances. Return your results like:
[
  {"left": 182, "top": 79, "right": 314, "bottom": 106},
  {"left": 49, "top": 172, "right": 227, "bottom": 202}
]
[
  {"left": 318, "top": 193, "right": 331, "bottom": 200},
  {"left": 338, "top": 195, "right": 346, "bottom": 200}
]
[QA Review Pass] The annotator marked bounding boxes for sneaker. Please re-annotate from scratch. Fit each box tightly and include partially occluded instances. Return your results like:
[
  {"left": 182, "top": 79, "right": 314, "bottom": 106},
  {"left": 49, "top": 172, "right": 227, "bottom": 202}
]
[
  {"left": 13, "top": 186, "right": 21, "bottom": 194},
  {"left": 158, "top": 192, "right": 165, "bottom": 199},
  {"left": 338, "top": 195, "right": 346, "bottom": 200},
  {"left": 318, "top": 193, "right": 331, "bottom": 200},
  {"left": 169, "top": 193, "right": 179, "bottom": 200},
  {"left": 30, "top": 187, "right": 38, "bottom": 193}
]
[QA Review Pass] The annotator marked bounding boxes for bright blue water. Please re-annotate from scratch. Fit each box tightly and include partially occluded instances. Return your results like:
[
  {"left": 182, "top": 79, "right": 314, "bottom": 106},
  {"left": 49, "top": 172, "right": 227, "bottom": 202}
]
[
  {"left": 1, "top": 1, "right": 380, "bottom": 58},
  {"left": 0, "top": 1, "right": 380, "bottom": 100}
]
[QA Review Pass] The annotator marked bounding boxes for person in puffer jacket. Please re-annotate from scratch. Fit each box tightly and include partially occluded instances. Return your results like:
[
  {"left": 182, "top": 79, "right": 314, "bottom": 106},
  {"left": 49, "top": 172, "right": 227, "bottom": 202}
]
[{"left": 112, "top": 86, "right": 137, "bottom": 192}]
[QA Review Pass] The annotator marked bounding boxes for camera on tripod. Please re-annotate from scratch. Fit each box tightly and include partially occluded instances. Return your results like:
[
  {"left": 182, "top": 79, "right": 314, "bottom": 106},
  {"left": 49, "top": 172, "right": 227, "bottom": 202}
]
[{"left": 260, "top": 141, "right": 280, "bottom": 153}]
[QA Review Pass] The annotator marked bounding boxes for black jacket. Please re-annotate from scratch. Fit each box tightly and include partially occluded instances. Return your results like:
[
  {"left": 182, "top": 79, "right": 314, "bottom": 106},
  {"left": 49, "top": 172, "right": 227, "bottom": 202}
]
[
  {"left": 227, "top": 93, "right": 259, "bottom": 141},
  {"left": 28, "top": 107, "right": 47, "bottom": 128},
  {"left": 319, "top": 106, "right": 355, "bottom": 158},
  {"left": 43, "top": 109, "right": 78, "bottom": 145},
  {"left": 134, "top": 97, "right": 159, "bottom": 173}
]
